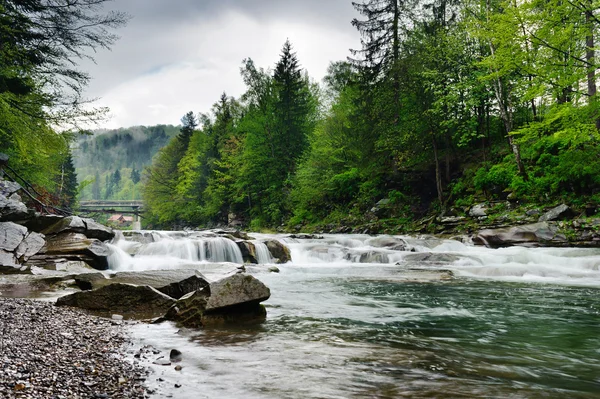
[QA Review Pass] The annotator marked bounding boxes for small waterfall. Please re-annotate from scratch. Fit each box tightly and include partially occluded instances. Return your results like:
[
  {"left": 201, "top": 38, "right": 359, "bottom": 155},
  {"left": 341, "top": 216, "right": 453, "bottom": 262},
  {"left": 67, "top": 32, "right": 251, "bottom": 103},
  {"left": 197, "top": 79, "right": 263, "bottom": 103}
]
[
  {"left": 107, "top": 243, "right": 134, "bottom": 270},
  {"left": 253, "top": 241, "right": 273, "bottom": 264},
  {"left": 205, "top": 237, "right": 244, "bottom": 263}
]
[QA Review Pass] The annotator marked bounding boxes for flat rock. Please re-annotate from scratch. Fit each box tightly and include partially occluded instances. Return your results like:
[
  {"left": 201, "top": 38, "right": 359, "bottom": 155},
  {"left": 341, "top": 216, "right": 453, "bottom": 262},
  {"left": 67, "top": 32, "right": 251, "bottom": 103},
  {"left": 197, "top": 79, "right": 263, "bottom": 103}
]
[
  {"left": 81, "top": 218, "right": 114, "bottom": 241},
  {"left": 41, "top": 215, "right": 86, "bottom": 235},
  {"left": 472, "top": 222, "right": 567, "bottom": 248},
  {"left": 205, "top": 273, "right": 270, "bottom": 311},
  {"left": 42, "top": 233, "right": 110, "bottom": 270},
  {"left": 0, "top": 249, "right": 28, "bottom": 273},
  {"left": 56, "top": 283, "right": 176, "bottom": 318},
  {"left": 365, "top": 236, "right": 409, "bottom": 251}
]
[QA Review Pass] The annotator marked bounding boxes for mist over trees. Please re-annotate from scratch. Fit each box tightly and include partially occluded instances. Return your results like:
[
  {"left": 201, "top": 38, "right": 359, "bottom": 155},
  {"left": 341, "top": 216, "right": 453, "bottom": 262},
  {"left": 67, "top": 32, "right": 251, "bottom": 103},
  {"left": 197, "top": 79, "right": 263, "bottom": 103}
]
[{"left": 141, "top": 0, "right": 600, "bottom": 230}]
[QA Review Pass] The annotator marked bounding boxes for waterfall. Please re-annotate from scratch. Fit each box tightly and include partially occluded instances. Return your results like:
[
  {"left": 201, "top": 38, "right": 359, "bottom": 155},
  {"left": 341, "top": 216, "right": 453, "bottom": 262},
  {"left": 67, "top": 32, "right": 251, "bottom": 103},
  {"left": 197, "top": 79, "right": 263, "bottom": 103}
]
[
  {"left": 205, "top": 237, "right": 244, "bottom": 263},
  {"left": 253, "top": 241, "right": 273, "bottom": 264}
]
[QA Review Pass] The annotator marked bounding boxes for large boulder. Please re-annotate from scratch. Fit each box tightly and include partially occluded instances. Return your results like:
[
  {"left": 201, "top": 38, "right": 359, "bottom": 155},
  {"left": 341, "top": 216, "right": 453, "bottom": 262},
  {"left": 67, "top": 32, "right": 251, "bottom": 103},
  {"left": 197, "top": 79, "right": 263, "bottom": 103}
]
[
  {"left": 0, "top": 222, "right": 27, "bottom": 252},
  {"left": 0, "top": 250, "right": 28, "bottom": 273},
  {"left": 81, "top": 218, "right": 114, "bottom": 241},
  {"left": 538, "top": 204, "right": 575, "bottom": 222},
  {"left": 165, "top": 274, "right": 271, "bottom": 328},
  {"left": 56, "top": 283, "right": 176, "bottom": 318},
  {"left": 42, "top": 232, "right": 110, "bottom": 270},
  {"left": 472, "top": 222, "right": 567, "bottom": 248},
  {"left": 157, "top": 274, "right": 210, "bottom": 300},
  {"left": 15, "top": 231, "right": 45, "bottom": 262},
  {"left": 264, "top": 240, "right": 291, "bottom": 264},
  {"left": 365, "top": 236, "right": 409, "bottom": 251},
  {"left": 205, "top": 273, "right": 270, "bottom": 311}
]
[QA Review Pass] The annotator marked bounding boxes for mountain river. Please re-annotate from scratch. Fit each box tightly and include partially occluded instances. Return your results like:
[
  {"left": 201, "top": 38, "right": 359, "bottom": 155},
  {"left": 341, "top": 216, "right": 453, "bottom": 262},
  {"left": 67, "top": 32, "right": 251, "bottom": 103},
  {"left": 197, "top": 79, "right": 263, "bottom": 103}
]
[{"left": 108, "top": 231, "right": 600, "bottom": 398}]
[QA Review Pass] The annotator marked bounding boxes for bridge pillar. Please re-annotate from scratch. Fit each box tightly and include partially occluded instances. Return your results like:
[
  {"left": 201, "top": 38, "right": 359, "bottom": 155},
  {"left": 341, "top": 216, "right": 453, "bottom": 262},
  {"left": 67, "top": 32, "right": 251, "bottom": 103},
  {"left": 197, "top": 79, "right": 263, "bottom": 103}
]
[{"left": 133, "top": 210, "right": 141, "bottom": 230}]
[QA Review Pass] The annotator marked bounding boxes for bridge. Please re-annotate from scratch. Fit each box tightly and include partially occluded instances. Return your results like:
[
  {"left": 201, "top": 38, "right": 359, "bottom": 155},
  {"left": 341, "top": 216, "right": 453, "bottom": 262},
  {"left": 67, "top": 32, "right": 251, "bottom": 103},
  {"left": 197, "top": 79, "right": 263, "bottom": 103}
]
[{"left": 79, "top": 200, "right": 144, "bottom": 229}]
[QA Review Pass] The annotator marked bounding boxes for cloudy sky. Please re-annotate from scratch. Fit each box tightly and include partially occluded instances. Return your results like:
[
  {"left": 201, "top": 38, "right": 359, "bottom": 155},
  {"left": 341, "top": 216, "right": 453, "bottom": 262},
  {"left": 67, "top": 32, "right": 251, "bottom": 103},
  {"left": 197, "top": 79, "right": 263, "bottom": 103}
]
[{"left": 82, "top": 0, "right": 361, "bottom": 129}]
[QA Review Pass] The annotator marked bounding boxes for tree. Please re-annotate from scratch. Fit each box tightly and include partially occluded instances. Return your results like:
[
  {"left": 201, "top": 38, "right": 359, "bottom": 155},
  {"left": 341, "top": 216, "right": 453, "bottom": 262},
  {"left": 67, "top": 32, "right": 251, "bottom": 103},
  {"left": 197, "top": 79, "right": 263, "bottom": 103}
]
[
  {"left": 92, "top": 171, "right": 101, "bottom": 200},
  {"left": 130, "top": 168, "right": 141, "bottom": 184},
  {"left": 178, "top": 111, "right": 198, "bottom": 147}
]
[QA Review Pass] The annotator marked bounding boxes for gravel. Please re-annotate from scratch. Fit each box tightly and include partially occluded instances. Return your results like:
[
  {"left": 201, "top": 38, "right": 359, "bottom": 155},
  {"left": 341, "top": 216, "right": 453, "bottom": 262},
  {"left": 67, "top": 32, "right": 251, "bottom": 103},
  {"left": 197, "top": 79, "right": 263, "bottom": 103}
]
[{"left": 0, "top": 298, "right": 148, "bottom": 398}]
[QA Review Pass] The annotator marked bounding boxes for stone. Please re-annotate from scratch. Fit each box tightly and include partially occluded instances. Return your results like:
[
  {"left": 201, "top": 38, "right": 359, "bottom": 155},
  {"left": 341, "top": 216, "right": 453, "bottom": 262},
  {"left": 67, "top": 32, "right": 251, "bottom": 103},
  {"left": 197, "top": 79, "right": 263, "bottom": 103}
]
[
  {"left": 365, "top": 236, "right": 409, "bottom": 251},
  {"left": 236, "top": 241, "right": 258, "bottom": 264},
  {"left": 0, "top": 249, "right": 28, "bottom": 273},
  {"left": 538, "top": 204, "right": 575, "bottom": 222},
  {"left": 472, "top": 222, "right": 567, "bottom": 248},
  {"left": 0, "top": 194, "right": 28, "bottom": 222},
  {"left": 469, "top": 203, "right": 488, "bottom": 218},
  {"left": 268, "top": 266, "right": 280, "bottom": 273},
  {"left": 264, "top": 240, "right": 291, "bottom": 264},
  {"left": 0, "top": 222, "right": 27, "bottom": 252},
  {"left": 357, "top": 251, "right": 389, "bottom": 263},
  {"left": 56, "top": 283, "right": 176, "bottom": 318},
  {"left": 164, "top": 274, "right": 271, "bottom": 328},
  {"left": 42, "top": 233, "right": 110, "bottom": 270},
  {"left": 206, "top": 274, "right": 270, "bottom": 311},
  {"left": 438, "top": 216, "right": 466, "bottom": 224},
  {"left": 40, "top": 216, "right": 86, "bottom": 235},
  {"left": 81, "top": 218, "right": 114, "bottom": 241},
  {"left": 526, "top": 209, "right": 541, "bottom": 216},
  {"left": 157, "top": 275, "right": 210, "bottom": 300},
  {"left": 0, "top": 180, "right": 21, "bottom": 197},
  {"left": 169, "top": 349, "right": 182, "bottom": 363},
  {"left": 15, "top": 231, "right": 45, "bottom": 261}
]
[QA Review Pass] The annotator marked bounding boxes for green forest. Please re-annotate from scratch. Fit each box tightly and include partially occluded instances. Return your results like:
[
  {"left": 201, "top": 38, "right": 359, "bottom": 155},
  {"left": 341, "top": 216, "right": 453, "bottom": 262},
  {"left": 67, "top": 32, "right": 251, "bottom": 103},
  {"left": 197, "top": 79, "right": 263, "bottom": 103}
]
[
  {"left": 142, "top": 0, "right": 600, "bottom": 231},
  {"left": 3, "top": 0, "right": 600, "bottom": 232}
]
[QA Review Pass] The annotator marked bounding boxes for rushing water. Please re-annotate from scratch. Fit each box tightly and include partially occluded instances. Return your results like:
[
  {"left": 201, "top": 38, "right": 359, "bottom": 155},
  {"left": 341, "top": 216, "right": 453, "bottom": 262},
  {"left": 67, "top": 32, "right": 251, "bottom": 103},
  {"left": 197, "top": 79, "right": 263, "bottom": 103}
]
[{"left": 109, "top": 232, "right": 600, "bottom": 398}]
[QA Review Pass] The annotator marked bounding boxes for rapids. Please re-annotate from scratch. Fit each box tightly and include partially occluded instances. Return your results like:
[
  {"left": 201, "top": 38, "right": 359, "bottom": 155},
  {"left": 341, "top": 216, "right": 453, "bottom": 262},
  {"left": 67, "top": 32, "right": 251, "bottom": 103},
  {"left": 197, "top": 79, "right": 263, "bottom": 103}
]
[{"left": 110, "top": 232, "right": 600, "bottom": 398}]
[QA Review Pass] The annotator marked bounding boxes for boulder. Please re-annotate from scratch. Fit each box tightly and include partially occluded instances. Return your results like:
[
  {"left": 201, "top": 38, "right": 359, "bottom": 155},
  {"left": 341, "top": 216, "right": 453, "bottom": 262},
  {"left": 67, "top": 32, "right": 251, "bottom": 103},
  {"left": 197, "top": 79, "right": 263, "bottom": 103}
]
[
  {"left": 348, "top": 250, "right": 389, "bottom": 263},
  {"left": 0, "top": 222, "right": 27, "bottom": 252},
  {"left": 81, "top": 218, "right": 114, "bottom": 241},
  {"left": 0, "top": 249, "right": 28, "bottom": 273},
  {"left": 264, "top": 240, "right": 291, "bottom": 264},
  {"left": 165, "top": 274, "right": 270, "bottom": 328},
  {"left": 539, "top": 204, "right": 575, "bottom": 222},
  {"left": 472, "top": 222, "right": 567, "bottom": 248},
  {"left": 236, "top": 241, "right": 258, "bottom": 264},
  {"left": 469, "top": 203, "right": 488, "bottom": 218},
  {"left": 42, "top": 233, "right": 110, "bottom": 270},
  {"left": 157, "top": 275, "right": 210, "bottom": 300},
  {"left": 0, "top": 194, "right": 29, "bottom": 222},
  {"left": 0, "top": 180, "right": 21, "bottom": 197},
  {"left": 403, "top": 252, "right": 462, "bottom": 264},
  {"left": 56, "top": 283, "right": 176, "bottom": 318},
  {"left": 40, "top": 215, "right": 86, "bottom": 235},
  {"left": 205, "top": 273, "right": 270, "bottom": 312},
  {"left": 15, "top": 231, "right": 45, "bottom": 261}
]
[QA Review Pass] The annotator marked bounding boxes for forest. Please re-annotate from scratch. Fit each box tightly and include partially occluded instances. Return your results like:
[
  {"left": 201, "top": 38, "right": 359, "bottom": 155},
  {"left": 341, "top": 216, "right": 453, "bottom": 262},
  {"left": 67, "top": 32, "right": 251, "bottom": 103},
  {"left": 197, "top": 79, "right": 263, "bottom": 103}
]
[
  {"left": 3, "top": 0, "right": 600, "bottom": 232},
  {"left": 142, "top": 0, "right": 600, "bottom": 231}
]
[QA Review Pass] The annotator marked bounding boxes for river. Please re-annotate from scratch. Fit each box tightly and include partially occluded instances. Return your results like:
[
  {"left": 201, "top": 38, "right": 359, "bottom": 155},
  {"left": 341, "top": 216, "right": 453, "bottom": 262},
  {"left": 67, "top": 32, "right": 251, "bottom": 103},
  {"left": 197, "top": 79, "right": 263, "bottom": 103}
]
[{"left": 108, "top": 231, "right": 600, "bottom": 398}]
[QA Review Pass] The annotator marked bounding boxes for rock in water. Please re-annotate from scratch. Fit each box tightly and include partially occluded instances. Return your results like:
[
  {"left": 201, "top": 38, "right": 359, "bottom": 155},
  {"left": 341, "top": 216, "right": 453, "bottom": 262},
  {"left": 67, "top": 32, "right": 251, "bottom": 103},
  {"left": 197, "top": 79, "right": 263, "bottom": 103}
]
[
  {"left": 205, "top": 273, "right": 270, "bottom": 311},
  {"left": 169, "top": 349, "right": 182, "bottom": 363},
  {"left": 264, "top": 240, "right": 291, "bottom": 263},
  {"left": 56, "top": 283, "right": 176, "bottom": 318},
  {"left": 157, "top": 275, "right": 210, "bottom": 299},
  {"left": 165, "top": 274, "right": 271, "bottom": 328}
]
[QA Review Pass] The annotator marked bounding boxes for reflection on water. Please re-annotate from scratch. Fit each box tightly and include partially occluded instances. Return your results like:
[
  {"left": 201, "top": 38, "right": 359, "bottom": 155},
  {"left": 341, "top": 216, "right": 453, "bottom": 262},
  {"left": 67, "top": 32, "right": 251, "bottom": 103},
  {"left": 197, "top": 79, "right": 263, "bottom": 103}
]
[{"left": 117, "top": 232, "right": 600, "bottom": 398}]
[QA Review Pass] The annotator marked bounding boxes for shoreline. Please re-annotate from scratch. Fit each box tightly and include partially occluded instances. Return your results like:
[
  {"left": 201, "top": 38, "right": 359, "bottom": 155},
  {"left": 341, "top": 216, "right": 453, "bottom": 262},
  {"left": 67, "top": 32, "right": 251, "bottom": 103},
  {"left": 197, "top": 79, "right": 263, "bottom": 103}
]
[{"left": 0, "top": 298, "right": 148, "bottom": 398}]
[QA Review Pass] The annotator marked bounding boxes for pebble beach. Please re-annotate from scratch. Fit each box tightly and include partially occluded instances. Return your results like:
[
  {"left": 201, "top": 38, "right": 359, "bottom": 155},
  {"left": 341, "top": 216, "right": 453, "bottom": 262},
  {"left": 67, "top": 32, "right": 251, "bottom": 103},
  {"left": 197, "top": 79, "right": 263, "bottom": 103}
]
[{"left": 0, "top": 298, "right": 147, "bottom": 398}]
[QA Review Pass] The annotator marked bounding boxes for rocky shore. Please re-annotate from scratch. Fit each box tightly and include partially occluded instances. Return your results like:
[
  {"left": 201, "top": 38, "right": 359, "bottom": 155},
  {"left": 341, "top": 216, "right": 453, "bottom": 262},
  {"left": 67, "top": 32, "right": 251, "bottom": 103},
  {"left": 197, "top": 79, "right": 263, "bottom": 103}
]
[{"left": 0, "top": 298, "right": 148, "bottom": 398}]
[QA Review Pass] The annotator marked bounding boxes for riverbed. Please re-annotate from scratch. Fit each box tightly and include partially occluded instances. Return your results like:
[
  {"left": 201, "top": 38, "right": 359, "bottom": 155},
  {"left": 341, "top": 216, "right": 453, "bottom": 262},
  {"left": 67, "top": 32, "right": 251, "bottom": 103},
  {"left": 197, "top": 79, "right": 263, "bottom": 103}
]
[{"left": 111, "top": 232, "right": 600, "bottom": 398}]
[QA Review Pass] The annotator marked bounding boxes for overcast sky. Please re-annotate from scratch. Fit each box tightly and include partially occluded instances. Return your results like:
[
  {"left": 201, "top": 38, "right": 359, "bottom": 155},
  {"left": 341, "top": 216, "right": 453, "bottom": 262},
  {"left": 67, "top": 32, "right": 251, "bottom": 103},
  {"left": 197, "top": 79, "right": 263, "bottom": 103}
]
[{"left": 82, "top": 0, "right": 361, "bottom": 129}]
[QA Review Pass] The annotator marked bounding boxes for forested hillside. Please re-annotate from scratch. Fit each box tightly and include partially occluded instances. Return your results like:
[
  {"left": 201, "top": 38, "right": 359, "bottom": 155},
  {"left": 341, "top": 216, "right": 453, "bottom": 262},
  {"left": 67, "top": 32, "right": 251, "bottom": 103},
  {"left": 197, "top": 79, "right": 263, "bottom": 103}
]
[
  {"left": 142, "top": 0, "right": 600, "bottom": 231},
  {"left": 73, "top": 125, "right": 178, "bottom": 200}
]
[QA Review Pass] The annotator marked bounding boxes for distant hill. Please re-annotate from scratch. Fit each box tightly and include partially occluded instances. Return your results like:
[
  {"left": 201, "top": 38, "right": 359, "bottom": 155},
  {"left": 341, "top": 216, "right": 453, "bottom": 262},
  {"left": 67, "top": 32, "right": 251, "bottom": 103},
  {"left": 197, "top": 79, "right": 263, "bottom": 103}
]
[{"left": 74, "top": 125, "right": 179, "bottom": 200}]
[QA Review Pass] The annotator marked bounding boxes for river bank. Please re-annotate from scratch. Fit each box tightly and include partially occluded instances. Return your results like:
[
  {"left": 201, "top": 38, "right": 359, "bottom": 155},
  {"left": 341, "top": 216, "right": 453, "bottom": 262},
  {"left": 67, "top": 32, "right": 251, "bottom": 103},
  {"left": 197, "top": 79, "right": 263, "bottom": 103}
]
[{"left": 0, "top": 298, "right": 147, "bottom": 398}]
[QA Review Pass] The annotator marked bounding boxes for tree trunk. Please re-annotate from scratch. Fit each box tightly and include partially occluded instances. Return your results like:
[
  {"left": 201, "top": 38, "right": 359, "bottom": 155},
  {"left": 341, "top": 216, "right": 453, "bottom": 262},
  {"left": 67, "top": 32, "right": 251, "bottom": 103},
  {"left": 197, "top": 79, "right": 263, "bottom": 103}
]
[
  {"left": 432, "top": 137, "right": 444, "bottom": 206},
  {"left": 586, "top": 1, "right": 599, "bottom": 129}
]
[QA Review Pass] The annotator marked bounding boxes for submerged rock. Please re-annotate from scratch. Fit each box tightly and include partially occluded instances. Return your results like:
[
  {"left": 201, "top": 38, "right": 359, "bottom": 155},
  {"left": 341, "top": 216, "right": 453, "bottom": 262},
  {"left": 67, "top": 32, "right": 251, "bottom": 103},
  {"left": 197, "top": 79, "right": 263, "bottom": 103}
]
[{"left": 56, "top": 283, "right": 176, "bottom": 318}]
